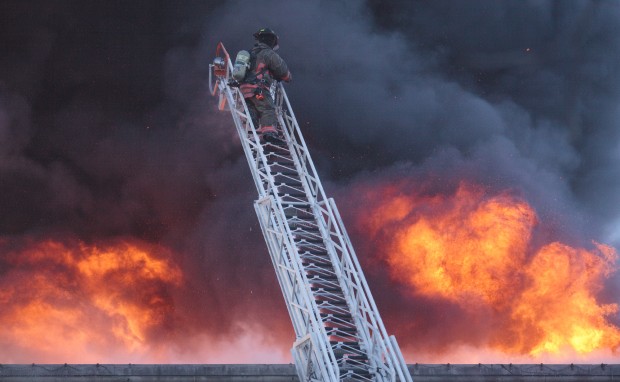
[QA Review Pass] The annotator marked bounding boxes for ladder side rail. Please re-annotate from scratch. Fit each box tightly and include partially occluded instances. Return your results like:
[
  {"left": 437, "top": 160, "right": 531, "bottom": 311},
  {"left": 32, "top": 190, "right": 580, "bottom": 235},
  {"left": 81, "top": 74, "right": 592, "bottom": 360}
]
[
  {"left": 257, "top": 197, "right": 341, "bottom": 381},
  {"left": 255, "top": 197, "right": 310, "bottom": 337},
  {"left": 272, "top": 85, "right": 394, "bottom": 376},
  {"left": 214, "top": 67, "right": 270, "bottom": 199},
  {"left": 266, "top": 193, "right": 336, "bottom": 342},
  {"left": 274, "top": 85, "right": 325, "bottom": 205},
  {"left": 252, "top": 88, "right": 343, "bottom": 378},
  {"left": 317, "top": 198, "right": 401, "bottom": 380},
  {"left": 322, "top": 208, "right": 401, "bottom": 382},
  {"left": 311, "top": 203, "right": 386, "bottom": 382},
  {"left": 275, "top": 84, "right": 412, "bottom": 381},
  {"left": 295, "top": 332, "right": 338, "bottom": 382},
  {"left": 273, "top": 89, "right": 372, "bottom": 380},
  {"left": 328, "top": 198, "right": 413, "bottom": 382},
  {"left": 272, "top": 85, "right": 358, "bottom": 379},
  {"left": 312, "top": 201, "right": 391, "bottom": 380},
  {"left": 315, "top": 200, "right": 379, "bottom": 331},
  {"left": 390, "top": 336, "right": 413, "bottom": 382},
  {"left": 224, "top": 89, "right": 268, "bottom": 196},
  {"left": 268, "top": 198, "right": 342, "bottom": 380},
  {"left": 220, "top": 63, "right": 325, "bottom": 277},
  {"left": 316, "top": 204, "right": 375, "bottom": 318},
  {"left": 275, "top": 118, "right": 322, "bottom": 206},
  {"left": 258, "top": 203, "right": 339, "bottom": 382},
  {"left": 288, "top": 136, "right": 404, "bottom": 379},
  {"left": 283, "top": 129, "right": 322, "bottom": 201}
]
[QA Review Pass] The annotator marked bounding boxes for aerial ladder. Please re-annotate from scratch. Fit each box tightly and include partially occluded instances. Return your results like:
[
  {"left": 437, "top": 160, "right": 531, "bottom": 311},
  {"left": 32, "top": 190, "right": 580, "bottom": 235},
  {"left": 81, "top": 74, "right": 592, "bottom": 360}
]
[{"left": 209, "top": 43, "right": 413, "bottom": 382}]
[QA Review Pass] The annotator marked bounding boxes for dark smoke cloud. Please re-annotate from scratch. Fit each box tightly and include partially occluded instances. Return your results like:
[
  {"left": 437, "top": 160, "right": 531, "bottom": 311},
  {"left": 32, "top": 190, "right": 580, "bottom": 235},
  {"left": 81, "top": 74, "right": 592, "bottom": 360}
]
[
  {"left": 1, "top": 0, "right": 619, "bottom": 362},
  {"left": 0, "top": 0, "right": 290, "bottom": 360},
  {"left": 364, "top": 0, "right": 620, "bottom": 241},
  {"left": 205, "top": 0, "right": 620, "bottom": 245}
]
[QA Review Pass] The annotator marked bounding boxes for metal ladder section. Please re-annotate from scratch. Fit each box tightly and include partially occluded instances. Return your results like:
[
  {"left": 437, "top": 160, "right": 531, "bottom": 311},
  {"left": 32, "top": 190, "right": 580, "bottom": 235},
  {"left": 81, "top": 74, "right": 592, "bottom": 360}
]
[{"left": 209, "top": 42, "right": 413, "bottom": 382}]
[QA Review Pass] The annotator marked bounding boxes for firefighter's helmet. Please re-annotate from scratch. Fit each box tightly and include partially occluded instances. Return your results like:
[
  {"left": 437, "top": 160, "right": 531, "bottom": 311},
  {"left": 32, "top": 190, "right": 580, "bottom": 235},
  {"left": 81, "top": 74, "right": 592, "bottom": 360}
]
[{"left": 254, "top": 28, "right": 279, "bottom": 49}]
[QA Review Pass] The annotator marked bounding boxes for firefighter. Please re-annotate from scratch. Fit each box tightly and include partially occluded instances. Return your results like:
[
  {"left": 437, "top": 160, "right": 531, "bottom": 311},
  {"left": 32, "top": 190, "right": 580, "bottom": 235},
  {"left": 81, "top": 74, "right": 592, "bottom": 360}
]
[{"left": 240, "top": 28, "right": 292, "bottom": 143}]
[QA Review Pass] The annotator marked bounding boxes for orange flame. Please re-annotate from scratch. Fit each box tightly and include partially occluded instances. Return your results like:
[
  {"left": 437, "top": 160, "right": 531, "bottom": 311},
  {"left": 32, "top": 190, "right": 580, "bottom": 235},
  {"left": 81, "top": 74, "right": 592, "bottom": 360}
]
[
  {"left": 0, "top": 239, "right": 182, "bottom": 362},
  {"left": 363, "top": 182, "right": 620, "bottom": 358}
]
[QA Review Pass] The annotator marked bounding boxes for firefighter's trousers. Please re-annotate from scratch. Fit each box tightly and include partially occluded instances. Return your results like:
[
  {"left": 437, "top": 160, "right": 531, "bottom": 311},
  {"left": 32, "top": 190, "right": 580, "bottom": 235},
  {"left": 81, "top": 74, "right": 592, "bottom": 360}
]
[{"left": 245, "top": 94, "right": 277, "bottom": 133}]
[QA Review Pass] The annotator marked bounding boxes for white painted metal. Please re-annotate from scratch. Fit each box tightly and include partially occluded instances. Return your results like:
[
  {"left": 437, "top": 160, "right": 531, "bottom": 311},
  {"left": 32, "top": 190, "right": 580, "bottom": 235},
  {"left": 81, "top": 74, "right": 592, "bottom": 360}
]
[{"left": 209, "top": 42, "right": 413, "bottom": 382}]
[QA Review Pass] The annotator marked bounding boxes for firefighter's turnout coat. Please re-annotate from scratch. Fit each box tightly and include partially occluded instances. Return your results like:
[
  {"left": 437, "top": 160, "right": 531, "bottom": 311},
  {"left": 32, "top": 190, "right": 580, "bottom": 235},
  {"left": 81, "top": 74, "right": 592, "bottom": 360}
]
[
  {"left": 240, "top": 42, "right": 291, "bottom": 131},
  {"left": 240, "top": 42, "right": 291, "bottom": 99}
]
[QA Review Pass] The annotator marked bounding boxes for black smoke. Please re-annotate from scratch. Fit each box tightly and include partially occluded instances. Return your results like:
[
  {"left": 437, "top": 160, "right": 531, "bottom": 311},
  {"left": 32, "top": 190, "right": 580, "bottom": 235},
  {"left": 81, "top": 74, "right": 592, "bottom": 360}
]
[{"left": 1, "top": 0, "right": 619, "bottom": 362}]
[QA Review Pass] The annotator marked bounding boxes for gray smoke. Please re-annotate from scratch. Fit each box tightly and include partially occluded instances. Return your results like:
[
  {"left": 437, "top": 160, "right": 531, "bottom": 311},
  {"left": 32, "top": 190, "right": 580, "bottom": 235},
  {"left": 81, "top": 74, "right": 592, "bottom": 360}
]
[
  {"left": 195, "top": 0, "right": 620, "bottom": 357},
  {"left": 205, "top": 0, "right": 620, "bottom": 246},
  {"left": 1, "top": 0, "right": 619, "bottom": 361}
]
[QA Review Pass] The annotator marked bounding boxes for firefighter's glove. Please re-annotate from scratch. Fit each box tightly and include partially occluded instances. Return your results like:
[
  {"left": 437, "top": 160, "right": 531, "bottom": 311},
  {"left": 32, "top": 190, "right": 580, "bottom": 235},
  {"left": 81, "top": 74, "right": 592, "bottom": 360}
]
[{"left": 276, "top": 73, "right": 292, "bottom": 83}]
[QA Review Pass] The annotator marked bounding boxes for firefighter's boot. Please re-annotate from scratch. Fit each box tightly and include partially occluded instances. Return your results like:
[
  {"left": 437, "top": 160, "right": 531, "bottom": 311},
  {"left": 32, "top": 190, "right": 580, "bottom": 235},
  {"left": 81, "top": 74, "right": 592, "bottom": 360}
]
[{"left": 259, "top": 126, "right": 283, "bottom": 144}]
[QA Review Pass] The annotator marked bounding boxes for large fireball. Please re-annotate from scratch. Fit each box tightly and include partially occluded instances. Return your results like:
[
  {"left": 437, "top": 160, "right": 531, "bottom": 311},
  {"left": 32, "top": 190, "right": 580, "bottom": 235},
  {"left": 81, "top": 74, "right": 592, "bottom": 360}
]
[
  {"left": 362, "top": 182, "right": 620, "bottom": 358},
  {"left": 0, "top": 239, "right": 182, "bottom": 362}
]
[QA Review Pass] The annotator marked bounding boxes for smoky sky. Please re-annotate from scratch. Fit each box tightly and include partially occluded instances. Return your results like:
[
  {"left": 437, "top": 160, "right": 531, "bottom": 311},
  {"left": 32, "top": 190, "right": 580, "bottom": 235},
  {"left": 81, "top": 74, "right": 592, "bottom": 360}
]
[{"left": 1, "top": 0, "right": 620, "bottom": 360}]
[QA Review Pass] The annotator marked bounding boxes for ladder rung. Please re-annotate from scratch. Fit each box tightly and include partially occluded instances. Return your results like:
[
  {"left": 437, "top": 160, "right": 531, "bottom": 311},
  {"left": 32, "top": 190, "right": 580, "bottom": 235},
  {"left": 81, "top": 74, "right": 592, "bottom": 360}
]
[
  {"left": 266, "top": 156, "right": 294, "bottom": 164},
  {"left": 311, "top": 287, "right": 342, "bottom": 293},
  {"left": 330, "top": 341, "right": 360, "bottom": 348},
  {"left": 345, "top": 355, "right": 369, "bottom": 361},
  {"left": 292, "top": 226, "right": 319, "bottom": 232},
  {"left": 308, "top": 278, "right": 339, "bottom": 286},
  {"left": 304, "top": 258, "right": 331, "bottom": 266},
  {"left": 293, "top": 228, "right": 320, "bottom": 234},
  {"left": 326, "top": 325, "right": 357, "bottom": 331},
  {"left": 263, "top": 165, "right": 297, "bottom": 173},
  {"left": 301, "top": 257, "right": 330, "bottom": 264},
  {"left": 295, "top": 238, "right": 325, "bottom": 244},
  {"left": 326, "top": 326, "right": 357, "bottom": 333},
  {"left": 269, "top": 166, "right": 297, "bottom": 173},
  {"left": 320, "top": 313, "right": 351, "bottom": 319},
  {"left": 300, "top": 248, "right": 326, "bottom": 253},
  {"left": 306, "top": 268, "right": 335, "bottom": 275},
  {"left": 335, "top": 352, "right": 368, "bottom": 361},
  {"left": 278, "top": 186, "right": 304, "bottom": 194},
  {"left": 294, "top": 233, "right": 321, "bottom": 240},
  {"left": 301, "top": 255, "right": 330, "bottom": 263},
  {"left": 316, "top": 300, "right": 348, "bottom": 308},
  {"left": 309, "top": 281, "right": 339, "bottom": 288},
  {"left": 278, "top": 188, "right": 305, "bottom": 196},
  {"left": 263, "top": 140, "right": 288, "bottom": 148},
  {"left": 267, "top": 160, "right": 295, "bottom": 166},
  {"left": 278, "top": 192, "right": 307, "bottom": 198},
  {"left": 339, "top": 368, "right": 371, "bottom": 378},
  {"left": 286, "top": 215, "right": 314, "bottom": 220},
  {"left": 298, "top": 245, "right": 328, "bottom": 252},
  {"left": 302, "top": 262, "right": 333, "bottom": 268},
  {"left": 276, "top": 180, "right": 302, "bottom": 186},
  {"left": 294, "top": 237, "right": 323, "bottom": 244},
  {"left": 301, "top": 254, "right": 328, "bottom": 261},
  {"left": 261, "top": 146, "right": 289, "bottom": 153},
  {"left": 274, "top": 171, "right": 299, "bottom": 177},
  {"left": 297, "top": 244, "right": 327, "bottom": 251},
  {"left": 281, "top": 202, "right": 312, "bottom": 208},
  {"left": 315, "top": 298, "right": 347, "bottom": 305}
]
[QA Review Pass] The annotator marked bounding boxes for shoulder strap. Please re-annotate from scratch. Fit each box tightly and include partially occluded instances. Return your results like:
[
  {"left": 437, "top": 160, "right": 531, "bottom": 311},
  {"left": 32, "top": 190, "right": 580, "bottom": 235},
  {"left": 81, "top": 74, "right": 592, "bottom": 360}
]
[
  {"left": 243, "top": 50, "right": 269, "bottom": 84},
  {"left": 249, "top": 51, "right": 257, "bottom": 71}
]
